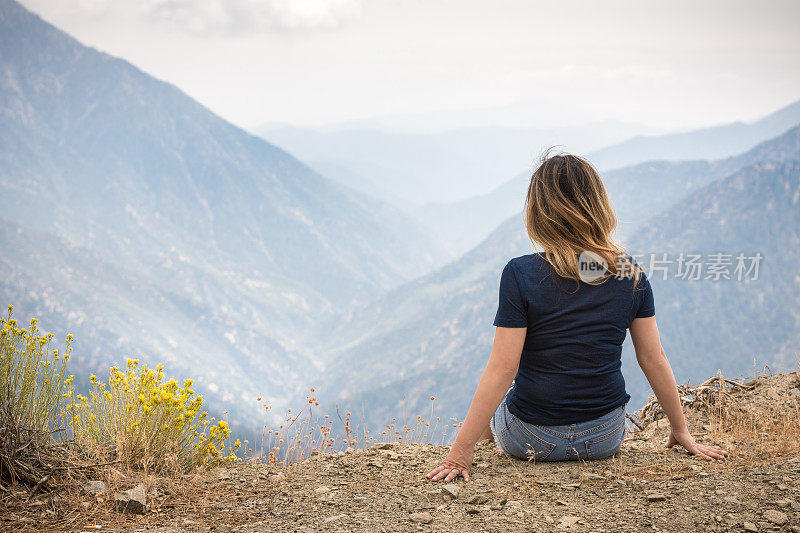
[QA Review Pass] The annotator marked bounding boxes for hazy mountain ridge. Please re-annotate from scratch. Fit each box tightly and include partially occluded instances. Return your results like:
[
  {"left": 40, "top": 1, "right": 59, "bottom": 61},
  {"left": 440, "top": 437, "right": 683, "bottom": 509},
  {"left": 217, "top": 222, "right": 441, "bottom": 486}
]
[
  {"left": 587, "top": 99, "right": 800, "bottom": 170},
  {"left": 417, "top": 123, "right": 800, "bottom": 254},
  {"left": 0, "top": 0, "right": 445, "bottom": 432},
  {"left": 311, "top": 130, "right": 800, "bottom": 430},
  {"left": 627, "top": 160, "right": 800, "bottom": 373},
  {"left": 255, "top": 122, "right": 656, "bottom": 208}
]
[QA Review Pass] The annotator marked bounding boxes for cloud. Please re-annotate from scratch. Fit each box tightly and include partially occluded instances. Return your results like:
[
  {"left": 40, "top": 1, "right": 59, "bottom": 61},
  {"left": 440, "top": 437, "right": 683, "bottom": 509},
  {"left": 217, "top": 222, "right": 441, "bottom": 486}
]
[{"left": 140, "top": 0, "right": 363, "bottom": 34}]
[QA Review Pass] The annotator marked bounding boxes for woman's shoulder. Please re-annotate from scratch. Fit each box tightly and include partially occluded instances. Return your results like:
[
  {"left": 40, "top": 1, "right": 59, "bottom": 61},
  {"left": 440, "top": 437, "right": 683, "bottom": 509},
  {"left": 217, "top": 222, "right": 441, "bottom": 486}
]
[
  {"left": 508, "top": 252, "right": 547, "bottom": 267},
  {"left": 505, "top": 252, "right": 546, "bottom": 269},
  {"left": 505, "top": 253, "right": 549, "bottom": 278}
]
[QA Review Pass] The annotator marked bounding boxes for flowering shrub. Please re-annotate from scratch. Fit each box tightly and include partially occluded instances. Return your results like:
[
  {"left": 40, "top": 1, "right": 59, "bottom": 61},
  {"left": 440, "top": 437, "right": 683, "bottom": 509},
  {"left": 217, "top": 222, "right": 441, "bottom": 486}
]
[
  {"left": 0, "top": 305, "right": 73, "bottom": 447},
  {"left": 66, "top": 358, "right": 239, "bottom": 472}
]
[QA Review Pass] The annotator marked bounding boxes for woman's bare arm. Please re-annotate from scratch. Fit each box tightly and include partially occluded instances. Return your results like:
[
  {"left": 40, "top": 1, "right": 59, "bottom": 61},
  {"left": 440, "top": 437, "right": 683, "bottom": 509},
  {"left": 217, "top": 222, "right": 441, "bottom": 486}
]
[
  {"left": 426, "top": 326, "right": 526, "bottom": 482},
  {"left": 629, "top": 316, "right": 727, "bottom": 460}
]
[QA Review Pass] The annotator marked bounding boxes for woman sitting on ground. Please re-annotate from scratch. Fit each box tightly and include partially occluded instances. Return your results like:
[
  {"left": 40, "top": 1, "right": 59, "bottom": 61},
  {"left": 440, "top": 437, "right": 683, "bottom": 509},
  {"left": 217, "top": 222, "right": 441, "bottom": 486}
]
[{"left": 427, "top": 153, "right": 727, "bottom": 483}]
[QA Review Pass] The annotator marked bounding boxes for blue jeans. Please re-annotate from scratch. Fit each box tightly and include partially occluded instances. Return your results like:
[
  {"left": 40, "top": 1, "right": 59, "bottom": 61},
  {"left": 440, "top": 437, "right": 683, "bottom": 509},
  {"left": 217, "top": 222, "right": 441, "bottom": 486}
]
[{"left": 490, "top": 392, "right": 626, "bottom": 462}]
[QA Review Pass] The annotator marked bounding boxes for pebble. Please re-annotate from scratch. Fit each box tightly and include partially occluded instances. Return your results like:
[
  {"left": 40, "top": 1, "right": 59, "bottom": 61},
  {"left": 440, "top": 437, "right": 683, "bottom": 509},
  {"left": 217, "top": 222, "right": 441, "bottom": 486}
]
[
  {"left": 114, "top": 484, "right": 147, "bottom": 515},
  {"left": 380, "top": 450, "right": 399, "bottom": 460},
  {"left": 775, "top": 498, "right": 793, "bottom": 508},
  {"left": 269, "top": 472, "right": 286, "bottom": 483},
  {"left": 743, "top": 521, "right": 758, "bottom": 532},
  {"left": 465, "top": 507, "right": 480, "bottom": 514},
  {"left": 467, "top": 495, "right": 489, "bottom": 505},
  {"left": 441, "top": 483, "right": 460, "bottom": 500},
  {"left": 646, "top": 493, "right": 667, "bottom": 502},
  {"left": 314, "top": 486, "right": 331, "bottom": 494},
  {"left": 505, "top": 500, "right": 522, "bottom": 509},
  {"left": 763, "top": 509, "right": 787, "bottom": 525},
  {"left": 559, "top": 515, "right": 581, "bottom": 528},
  {"left": 409, "top": 512, "right": 433, "bottom": 524},
  {"left": 323, "top": 514, "right": 346, "bottom": 523}
]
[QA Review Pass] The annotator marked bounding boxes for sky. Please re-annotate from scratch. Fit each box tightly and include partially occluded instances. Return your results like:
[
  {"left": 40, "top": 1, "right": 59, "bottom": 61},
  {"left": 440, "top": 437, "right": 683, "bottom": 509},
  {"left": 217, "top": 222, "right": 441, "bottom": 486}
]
[{"left": 20, "top": 0, "right": 800, "bottom": 133}]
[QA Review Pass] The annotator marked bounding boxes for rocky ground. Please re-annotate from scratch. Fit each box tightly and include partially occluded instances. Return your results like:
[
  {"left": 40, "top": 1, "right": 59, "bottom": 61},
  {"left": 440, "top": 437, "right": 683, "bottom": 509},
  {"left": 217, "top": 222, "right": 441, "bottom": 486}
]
[{"left": 3, "top": 371, "right": 800, "bottom": 532}]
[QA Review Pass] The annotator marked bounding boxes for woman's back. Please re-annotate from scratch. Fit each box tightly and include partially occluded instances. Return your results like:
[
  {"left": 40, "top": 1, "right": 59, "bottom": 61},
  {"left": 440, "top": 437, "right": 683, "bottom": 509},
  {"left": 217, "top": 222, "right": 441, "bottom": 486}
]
[{"left": 495, "top": 253, "right": 654, "bottom": 425}]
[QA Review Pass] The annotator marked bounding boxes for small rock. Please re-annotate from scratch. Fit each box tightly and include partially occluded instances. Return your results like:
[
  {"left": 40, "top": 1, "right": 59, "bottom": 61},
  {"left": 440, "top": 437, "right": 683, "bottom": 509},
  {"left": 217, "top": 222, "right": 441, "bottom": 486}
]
[
  {"left": 775, "top": 498, "right": 793, "bottom": 508},
  {"left": 465, "top": 507, "right": 481, "bottom": 515},
  {"left": 372, "top": 443, "right": 392, "bottom": 450},
  {"left": 314, "top": 486, "right": 331, "bottom": 494},
  {"left": 505, "top": 500, "right": 522, "bottom": 509},
  {"left": 558, "top": 515, "right": 581, "bottom": 528},
  {"left": 215, "top": 526, "right": 232, "bottom": 533},
  {"left": 269, "top": 472, "right": 286, "bottom": 483},
  {"left": 441, "top": 483, "right": 459, "bottom": 500},
  {"left": 83, "top": 481, "right": 107, "bottom": 495},
  {"left": 409, "top": 512, "right": 433, "bottom": 524},
  {"left": 562, "top": 483, "right": 581, "bottom": 490},
  {"left": 380, "top": 450, "right": 399, "bottom": 460},
  {"left": 646, "top": 493, "right": 667, "bottom": 502},
  {"left": 467, "top": 494, "right": 489, "bottom": 505},
  {"left": 216, "top": 469, "right": 231, "bottom": 481},
  {"left": 555, "top": 500, "right": 568, "bottom": 506},
  {"left": 763, "top": 509, "right": 787, "bottom": 525},
  {"left": 477, "top": 462, "right": 490, "bottom": 468},
  {"left": 80, "top": 501, "right": 91, "bottom": 509},
  {"left": 723, "top": 496, "right": 741, "bottom": 505},
  {"left": 114, "top": 484, "right": 147, "bottom": 515},
  {"left": 778, "top": 484, "right": 789, "bottom": 491},
  {"left": 742, "top": 521, "right": 758, "bottom": 532},
  {"left": 324, "top": 514, "right": 346, "bottom": 523}
]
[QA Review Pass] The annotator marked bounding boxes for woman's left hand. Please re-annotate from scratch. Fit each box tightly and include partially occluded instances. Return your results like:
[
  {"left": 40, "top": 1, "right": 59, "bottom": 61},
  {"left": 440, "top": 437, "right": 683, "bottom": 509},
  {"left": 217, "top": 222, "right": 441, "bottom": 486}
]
[{"left": 426, "top": 441, "right": 474, "bottom": 482}]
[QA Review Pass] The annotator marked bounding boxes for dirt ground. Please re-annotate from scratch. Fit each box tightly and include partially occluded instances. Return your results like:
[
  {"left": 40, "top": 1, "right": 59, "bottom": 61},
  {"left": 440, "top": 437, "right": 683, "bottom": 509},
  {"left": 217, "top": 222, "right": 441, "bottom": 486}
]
[{"left": 3, "top": 372, "right": 800, "bottom": 532}]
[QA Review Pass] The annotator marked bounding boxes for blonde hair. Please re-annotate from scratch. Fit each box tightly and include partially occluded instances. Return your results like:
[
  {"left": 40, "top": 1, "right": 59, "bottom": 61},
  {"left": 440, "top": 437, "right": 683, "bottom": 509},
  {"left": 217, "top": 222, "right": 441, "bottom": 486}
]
[{"left": 525, "top": 151, "right": 638, "bottom": 285}]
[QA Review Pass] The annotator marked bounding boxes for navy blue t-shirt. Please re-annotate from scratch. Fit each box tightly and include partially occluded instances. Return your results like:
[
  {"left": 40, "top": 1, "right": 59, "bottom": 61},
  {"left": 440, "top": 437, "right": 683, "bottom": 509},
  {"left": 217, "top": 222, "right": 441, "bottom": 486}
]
[{"left": 494, "top": 253, "right": 655, "bottom": 426}]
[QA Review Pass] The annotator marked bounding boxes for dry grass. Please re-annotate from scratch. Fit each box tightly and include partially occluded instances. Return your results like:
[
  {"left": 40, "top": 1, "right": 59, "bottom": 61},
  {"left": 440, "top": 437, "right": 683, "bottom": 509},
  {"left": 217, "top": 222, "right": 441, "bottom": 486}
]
[
  {"left": 622, "top": 370, "right": 800, "bottom": 479},
  {"left": 244, "top": 390, "right": 462, "bottom": 466}
]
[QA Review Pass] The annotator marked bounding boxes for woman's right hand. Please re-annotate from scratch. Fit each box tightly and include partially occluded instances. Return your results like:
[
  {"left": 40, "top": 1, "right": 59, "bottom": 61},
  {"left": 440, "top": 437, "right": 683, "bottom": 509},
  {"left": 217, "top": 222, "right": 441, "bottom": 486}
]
[{"left": 667, "top": 427, "right": 728, "bottom": 460}]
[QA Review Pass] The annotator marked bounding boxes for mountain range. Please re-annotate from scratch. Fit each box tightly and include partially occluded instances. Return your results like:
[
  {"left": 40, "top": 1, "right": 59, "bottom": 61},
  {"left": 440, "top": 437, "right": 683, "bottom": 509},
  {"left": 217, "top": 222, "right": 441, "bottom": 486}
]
[
  {"left": 255, "top": 122, "right": 656, "bottom": 209},
  {"left": 258, "top": 100, "right": 800, "bottom": 213},
  {"left": 0, "top": 0, "right": 445, "bottom": 430},
  {"left": 416, "top": 121, "right": 800, "bottom": 254}
]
